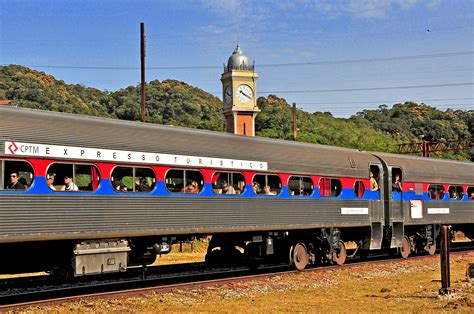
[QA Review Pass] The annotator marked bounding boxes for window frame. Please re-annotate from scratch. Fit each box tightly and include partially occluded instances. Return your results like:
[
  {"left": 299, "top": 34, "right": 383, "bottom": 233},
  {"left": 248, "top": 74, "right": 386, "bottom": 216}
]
[
  {"left": 467, "top": 186, "right": 474, "bottom": 200},
  {"left": 110, "top": 165, "right": 155, "bottom": 193},
  {"left": 211, "top": 171, "right": 246, "bottom": 195},
  {"left": 447, "top": 185, "right": 464, "bottom": 200},
  {"left": 354, "top": 180, "right": 365, "bottom": 198},
  {"left": 252, "top": 173, "right": 282, "bottom": 196},
  {"left": 427, "top": 184, "right": 445, "bottom": 200},
  {"left": 0, "top": 158, "right": 35, "bottom": 191},
  {"left": 164, "top": 168, "right": 204, "bottom": 194},
  {"left": 47, "top": 162, "right": 101, "bottom": 192},
  {"left": 318, "top": 177, "right": 342, "bottom": 197},
  {"left": 287, "top": 175, "right": 314, "bottom": 197}
]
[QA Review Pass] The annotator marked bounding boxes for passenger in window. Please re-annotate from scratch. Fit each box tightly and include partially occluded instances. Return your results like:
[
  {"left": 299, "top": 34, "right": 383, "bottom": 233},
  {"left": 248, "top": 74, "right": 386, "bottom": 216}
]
[
  {"left": 135, "top": 177, "right": 151, "bottom": 192},
  {"left": 469, "top": 192, "right": 474, "bottom": 200},
  {"left": 46, "top": 173, "right": 56, "bottom": 191},
  {"left": 222, "top": 180, "right": 236, "bottom": 194},
  {"left": 428, "top": 187, "right": 436, "bottom": 199},
  {"left": 19, "top": 177, "right": 28, "bottom": 189},
  {"left": 263, "top": 185, "right": 276, "bottom": 195},
  {"left": 62, "top": 176, "right": 79, "bottom": 191},
  {"left": 113, "top": 179, "right": 127, "bottom": 191},
  {"left": 252, "top": 182, "right": 261, "bottom": 194},
  {"left": 392, "top": 174, "right": 402, "bottom": 192},
  {"left": 437, "top": 188, "right": 445, "bottom": 200},
  {"left": 183, "top": 181, "right": 199, "bottom": 193},
  {"left": 369, "top": 172, "right": 379, "bottom": 191},
  {"left": 8, "top": 172, "right": 25, "bottom": 190},
  {"left": 450, "top": 191, "right": 458, "bottom": 200},
  {"left": 236, "top": 181, "right": 245, "bottom": 194}
]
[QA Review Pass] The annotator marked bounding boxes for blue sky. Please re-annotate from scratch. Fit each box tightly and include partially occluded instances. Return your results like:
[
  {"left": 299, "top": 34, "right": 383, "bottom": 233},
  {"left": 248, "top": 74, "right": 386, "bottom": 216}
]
[{"left": 1, "top": 0, "right": 473, "bottom": 117}]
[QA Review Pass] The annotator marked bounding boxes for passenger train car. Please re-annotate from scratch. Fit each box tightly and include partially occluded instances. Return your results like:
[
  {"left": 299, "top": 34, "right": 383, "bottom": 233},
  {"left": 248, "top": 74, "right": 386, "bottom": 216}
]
[{"left": 0, "top": 106, "right": 473, "bottom": 275}]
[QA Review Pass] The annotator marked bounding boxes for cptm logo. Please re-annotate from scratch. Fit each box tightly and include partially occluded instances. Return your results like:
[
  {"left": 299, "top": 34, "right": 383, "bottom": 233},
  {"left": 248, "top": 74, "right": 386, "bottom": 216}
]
[{"left": 8, "top": 142, "right": 18, "bottom": 155}]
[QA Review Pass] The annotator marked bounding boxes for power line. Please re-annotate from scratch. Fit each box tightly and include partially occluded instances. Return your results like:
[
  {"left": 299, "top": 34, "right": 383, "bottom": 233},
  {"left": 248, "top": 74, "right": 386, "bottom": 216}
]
[
  {"left": 258, "top": 51, "right": 474, "bottom": 68},
  {"left": 303, "top": 104, "right": 474, "bottom": 110},
  {"left": 257, "top": 82, "right": 474, "bottom": 94},
  {"left": 4, "top": 50, "right": 473, "bottom": 70},
  {"left": 296, "top": 97, "right": 474, "bottom": 105}
]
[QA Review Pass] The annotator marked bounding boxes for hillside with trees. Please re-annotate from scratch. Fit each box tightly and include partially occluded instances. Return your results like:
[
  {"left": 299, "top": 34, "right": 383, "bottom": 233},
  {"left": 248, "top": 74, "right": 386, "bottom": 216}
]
[{"left": 1, "top": 65, "right": 472, "bottom": 160}]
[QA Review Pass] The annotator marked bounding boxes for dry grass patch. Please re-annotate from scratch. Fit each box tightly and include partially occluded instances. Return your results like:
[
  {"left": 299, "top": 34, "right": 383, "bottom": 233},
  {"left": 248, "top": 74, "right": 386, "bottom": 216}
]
[{"left": 32, "top": 253, "right": 474, "bottom": 313}]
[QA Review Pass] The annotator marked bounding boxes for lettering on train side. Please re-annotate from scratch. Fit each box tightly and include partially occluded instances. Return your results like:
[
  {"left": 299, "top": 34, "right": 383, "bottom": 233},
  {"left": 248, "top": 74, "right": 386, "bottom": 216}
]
[
  {"left": 4, "top": 141, "right": 269, "bottom": 171},
  {"left": 20, "top": 145, "right": 39, "bottom": 154}
]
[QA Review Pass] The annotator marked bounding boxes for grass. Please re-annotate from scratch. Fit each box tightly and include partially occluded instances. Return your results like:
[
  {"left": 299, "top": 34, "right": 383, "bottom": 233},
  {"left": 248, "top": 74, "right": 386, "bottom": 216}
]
[{"left": 27, "top": 252, "right": 474, "bottom": 312}]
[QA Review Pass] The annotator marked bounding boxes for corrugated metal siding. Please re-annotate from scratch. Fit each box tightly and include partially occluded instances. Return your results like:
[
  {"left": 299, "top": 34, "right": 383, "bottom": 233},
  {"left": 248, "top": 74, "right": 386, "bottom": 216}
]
[
  {"left": 0, "top": 195, "right": 372, "bottom": 243},
  {"left": 404, "top": 201, "right": 474, "bottom": 225}
]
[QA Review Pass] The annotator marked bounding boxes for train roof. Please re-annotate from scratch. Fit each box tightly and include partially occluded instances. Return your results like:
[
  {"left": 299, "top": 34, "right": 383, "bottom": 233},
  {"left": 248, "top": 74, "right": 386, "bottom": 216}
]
[
  {"left": 372, "top": 152, "right": 473, "bottom": 184},
  {"left": 0, "top": 106, "right": 472, "bottom": 181}
]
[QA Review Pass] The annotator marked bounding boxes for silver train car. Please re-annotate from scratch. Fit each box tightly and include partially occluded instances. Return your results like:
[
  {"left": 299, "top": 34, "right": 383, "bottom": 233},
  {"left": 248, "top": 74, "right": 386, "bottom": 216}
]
[{"left": 0, "top": 106, "right": 472, "bottom": 275}]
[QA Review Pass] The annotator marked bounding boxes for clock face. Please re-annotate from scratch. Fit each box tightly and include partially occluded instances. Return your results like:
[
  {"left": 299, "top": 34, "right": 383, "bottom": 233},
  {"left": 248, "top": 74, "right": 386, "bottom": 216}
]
[
  {"left": 224, "top": 85, "right": 232, "bottom": 105},
  {"left": 236, "top": 84, "right": 253, "bottom": 104}
]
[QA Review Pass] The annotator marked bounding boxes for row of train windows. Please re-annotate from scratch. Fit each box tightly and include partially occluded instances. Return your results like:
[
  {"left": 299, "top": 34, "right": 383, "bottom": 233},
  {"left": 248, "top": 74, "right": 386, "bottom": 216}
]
[
  {"left": 1, "top": 160, "right": 361, "bottom": 197},
  {"left": 1, "top": 160, "right": 473, "bottom": 199},
  {"left": 0, "top": 160, "right": 345, "bottom": 196},
  {"left": 427, "top": 185, "right": 474, "bottom": 200}
]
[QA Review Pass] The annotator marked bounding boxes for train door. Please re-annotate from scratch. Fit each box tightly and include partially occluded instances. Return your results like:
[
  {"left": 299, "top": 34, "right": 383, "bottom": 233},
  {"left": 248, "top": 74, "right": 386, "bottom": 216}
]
[
  {"left": 389, "top": 166, "right": 404, "bottom": 248},
  {"left": 369, "top": 164, "right": 383, "bottom": 249}
]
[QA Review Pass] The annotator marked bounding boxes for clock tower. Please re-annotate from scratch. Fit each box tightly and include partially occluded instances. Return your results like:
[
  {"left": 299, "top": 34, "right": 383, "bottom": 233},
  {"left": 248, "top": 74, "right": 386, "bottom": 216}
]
[{"left": 221, "top": 45, "right": 260, "bottom": 136}]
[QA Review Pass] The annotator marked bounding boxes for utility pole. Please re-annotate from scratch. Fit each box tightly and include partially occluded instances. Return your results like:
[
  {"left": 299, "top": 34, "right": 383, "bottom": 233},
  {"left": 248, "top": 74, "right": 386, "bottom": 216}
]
[
  {"left": 140, "top": 22, "right": 147, "bottom": 122},
  {"left": 293, "top": 103, "right": 298, "bottom": 141}
]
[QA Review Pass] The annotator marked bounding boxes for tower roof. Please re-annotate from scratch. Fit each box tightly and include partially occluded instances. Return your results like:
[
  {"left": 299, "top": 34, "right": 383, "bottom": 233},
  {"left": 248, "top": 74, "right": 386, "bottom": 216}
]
[{"left": 226, "top": 44, "right": 254, "bottom": 71}]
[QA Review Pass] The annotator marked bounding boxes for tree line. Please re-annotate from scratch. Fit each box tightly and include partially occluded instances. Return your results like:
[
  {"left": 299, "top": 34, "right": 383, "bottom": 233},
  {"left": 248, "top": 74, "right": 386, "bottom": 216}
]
[{"left": 1, "top": 65, "right": 472, "bottom": 161}]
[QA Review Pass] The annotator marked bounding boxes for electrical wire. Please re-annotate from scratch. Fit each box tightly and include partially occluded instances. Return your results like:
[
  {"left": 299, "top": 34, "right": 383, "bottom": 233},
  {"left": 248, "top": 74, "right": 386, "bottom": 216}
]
[
  {"left": 257, "top": 82, "right": 474, "bottom": 94},
  {"left": 296, "top": 97, "right": 474, "bottom": 105},
  {"left": 4, "top": 51, "right": 473, "bottom": 70}
]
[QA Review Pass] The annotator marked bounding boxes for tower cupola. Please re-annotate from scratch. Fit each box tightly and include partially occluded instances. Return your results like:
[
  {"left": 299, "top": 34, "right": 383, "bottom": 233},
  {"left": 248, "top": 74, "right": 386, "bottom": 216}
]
[{"left": 226, "top": 44, "right": 254, "bottom": 72}]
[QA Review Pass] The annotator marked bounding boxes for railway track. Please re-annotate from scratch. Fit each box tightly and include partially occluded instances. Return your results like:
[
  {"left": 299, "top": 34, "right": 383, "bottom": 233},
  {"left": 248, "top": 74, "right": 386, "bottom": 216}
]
[{"left": 1, "top": 246, "right": 473, "bottom": 311}]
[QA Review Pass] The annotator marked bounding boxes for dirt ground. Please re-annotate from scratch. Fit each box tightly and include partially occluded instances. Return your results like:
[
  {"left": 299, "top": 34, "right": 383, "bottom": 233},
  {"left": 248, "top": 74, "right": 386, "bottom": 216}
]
[{"left": 24, "top": 248, "right": 474, "bottom": 313}]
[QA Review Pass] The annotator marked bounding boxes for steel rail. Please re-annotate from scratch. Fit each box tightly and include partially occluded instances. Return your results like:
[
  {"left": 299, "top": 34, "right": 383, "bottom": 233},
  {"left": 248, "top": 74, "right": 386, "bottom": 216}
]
[{"left": 1, "top": 248, "right": 472, "bottom": 311}]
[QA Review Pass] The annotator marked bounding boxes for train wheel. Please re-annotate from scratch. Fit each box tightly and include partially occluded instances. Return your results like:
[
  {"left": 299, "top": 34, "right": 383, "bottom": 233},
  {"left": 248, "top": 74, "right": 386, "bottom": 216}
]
[
  {"left": 332, "top": 241, "right": 347, "bottom": 265},
  {"left": 291, "top": 243, "right": 309, "bottom": 271},
  {"left": 425, "top": 242, "right": 436, "bottom": 255},
  {"left": 400, "top": 236, "right": 411, "bottom": 259}
]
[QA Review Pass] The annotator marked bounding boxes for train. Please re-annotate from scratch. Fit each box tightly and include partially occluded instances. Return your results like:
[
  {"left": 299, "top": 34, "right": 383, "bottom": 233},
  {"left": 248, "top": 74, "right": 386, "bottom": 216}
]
[{"left": 0, "top": 105, "right": 473, "bottom": 275}]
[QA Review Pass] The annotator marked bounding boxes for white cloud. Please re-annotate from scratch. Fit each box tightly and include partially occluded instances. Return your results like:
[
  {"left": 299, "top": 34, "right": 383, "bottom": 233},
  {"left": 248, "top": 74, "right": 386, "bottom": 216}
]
[
  {"left": 200, "top": 0, "right": 240, "bottom": 14},
  {"left": 313, "top": 0, "right": 438, "bottom": 19}
]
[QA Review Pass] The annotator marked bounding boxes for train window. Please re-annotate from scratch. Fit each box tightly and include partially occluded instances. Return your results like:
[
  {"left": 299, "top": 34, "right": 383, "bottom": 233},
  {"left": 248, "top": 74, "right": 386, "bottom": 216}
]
[
  {"left": 165, "top": 169, "right": 203, "bottom": 194},
  {"left": 288, "top": 176, "right": 313, "bottom": 196},
  {"left": 0, "top": 159, "right": 34, "bottom": 191},
  {"left": 354, "top": 180, "right": 365, "bottom": 198},
  {"left": 252, "top": 174, "right": 281, "bottom": 195},
  {"left": 428, "top": 185, "right": 445, "bottom": 200},
  {"left": 319, "top": 178, "right": 342, "bottom": 197},
  {"left": 391, "top": 168, "right": 403, "bottom": 192},
  {"left": 467, "top": 187, "right": 474, "bottom": 200},
  {"left": 110, "top": 166, "right": 155, "bottom": 193},
  {"left": 212, "top": 172, "right": 245, "bottom": 195},
  {"left": 448, "top": 185, "right": 464, "bottom": 200},
  {"left": 48, "top": 163, "right": 100, "bottom": 192}
]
